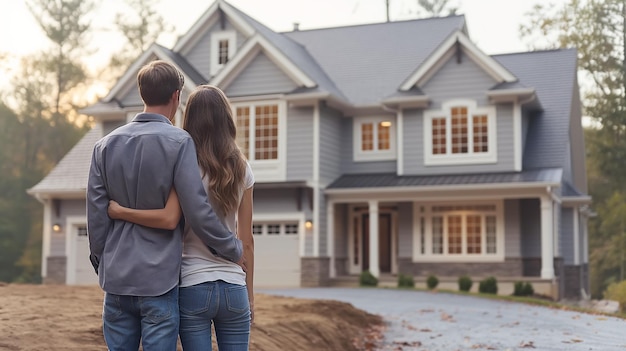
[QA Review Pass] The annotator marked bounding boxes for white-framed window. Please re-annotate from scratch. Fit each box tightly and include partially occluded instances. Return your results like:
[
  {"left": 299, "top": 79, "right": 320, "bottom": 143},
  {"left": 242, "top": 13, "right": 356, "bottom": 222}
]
[
  {"left": 252, "top": 222, "right": 299, "bottom": 236},
  {"left": 423, "top": 99, "right": 496, "bottom": 166},
  {"left": 353, "top": 116, "right": 397, "bottom": 162},
  {"left": 233, "top": 100, "right": 286, "bottom": 181},
  {"left": 414, "top": 202, "right": 504, "bottom": 261},
  {"left": 210, "top": 31, "right": 237, "bottom": 76}
]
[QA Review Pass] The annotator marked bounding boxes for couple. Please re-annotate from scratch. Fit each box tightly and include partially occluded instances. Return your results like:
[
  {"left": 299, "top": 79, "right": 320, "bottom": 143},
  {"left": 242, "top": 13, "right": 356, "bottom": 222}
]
[{"left": 87, "top": 60, "right": 254, "bottom": 351}]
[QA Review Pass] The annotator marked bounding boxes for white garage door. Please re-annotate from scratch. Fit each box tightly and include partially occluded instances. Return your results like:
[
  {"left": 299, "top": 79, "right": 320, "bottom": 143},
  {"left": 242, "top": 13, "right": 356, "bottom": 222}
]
[
  {"left": 73, "top": 226, "right": 99, "bottom": 285},
  {"left": 252, "top": 222, "right": 301, "bottom": 288}
]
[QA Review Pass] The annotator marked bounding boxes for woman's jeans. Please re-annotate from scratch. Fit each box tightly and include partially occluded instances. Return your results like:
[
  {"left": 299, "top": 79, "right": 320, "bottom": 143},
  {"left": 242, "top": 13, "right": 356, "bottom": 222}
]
[
  {"left": 102, "top": 286, "right": 179, "bottom": 351},
  {"left": 179, "top": 280, "right": 251, "bottom": 351}
]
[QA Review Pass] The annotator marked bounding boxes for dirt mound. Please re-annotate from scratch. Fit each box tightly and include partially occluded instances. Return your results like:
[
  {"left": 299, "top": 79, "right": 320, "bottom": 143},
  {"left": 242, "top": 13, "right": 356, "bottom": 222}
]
[{"left": 0, "top": 284, "right": 383, "bottom": 351}]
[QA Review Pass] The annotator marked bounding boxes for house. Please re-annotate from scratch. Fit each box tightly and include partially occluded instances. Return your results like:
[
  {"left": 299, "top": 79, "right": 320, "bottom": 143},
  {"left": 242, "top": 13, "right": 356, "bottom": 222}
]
[{"left": 28, "top": 0, "right": 591, "bottom": 300}]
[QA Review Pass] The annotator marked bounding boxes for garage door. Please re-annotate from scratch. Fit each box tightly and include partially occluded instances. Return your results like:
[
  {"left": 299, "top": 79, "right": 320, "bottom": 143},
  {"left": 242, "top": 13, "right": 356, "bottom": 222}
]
[
  {"left": 252, "top": 222, "right": 301, "bottom": 288},
  {"left": 73, "top": 226, "right": 99, "bottom": 285}
]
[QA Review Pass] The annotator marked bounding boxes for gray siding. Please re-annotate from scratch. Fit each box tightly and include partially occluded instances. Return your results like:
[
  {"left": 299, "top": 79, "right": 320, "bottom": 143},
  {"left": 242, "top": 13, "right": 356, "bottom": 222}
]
[
  {"left": 119, "top": 85, "right": 143, "bottom": 107},
  {"left": 286, "top": 106, "right": 313, "bottom": 181},
  {"left": 421, "top": 51, "right": 496, "bottom": 108},
  {"left": 185, "top": 21, "right": 246, "bottom": 79},
  {"left": 340, "top": 117, "right": 396, "bottom": 174},
  {"left": 319, "top": 104, "right": 343, "bottom": 184},
  {"left": 569, "top": 78, "right": 587, "bottom": 193},
  {"left": 225, "top": 52, "right": 297, "bottom": 97},
  {"left": 397, "top": 202, "right": 413, "bottom": 259},
  {"left": 334, "top": 204, "right": 348, "bottom": 258},
  {"left": 50, "top": 200, "right": 87, "bottom": 256},
  {"left": 520, "top": 199, "right": 541, "bottom": 257},
  {"left": 253, "top": 188, "right": 300, "bottom": 214},
  {"left": 560, "top": 207, "right": 574, "bottom": 265},
  {"left": 562, "top": 141, "right": 573, "bottom": 185},
  {"left": 317, "top": 188, "right": 327, "bottom": 256},
  {"left": 504, "top": 199, "right": 521, "bottom": 258}
]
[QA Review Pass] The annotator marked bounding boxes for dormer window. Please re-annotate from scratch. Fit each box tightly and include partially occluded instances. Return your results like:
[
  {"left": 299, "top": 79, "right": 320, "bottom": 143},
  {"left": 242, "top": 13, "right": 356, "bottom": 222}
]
[
  {"left": 211, "top": 31, "right": 236, "bottom": 75},
  {"left": 424, "top": 99, "right": 496, "bottom": 166},
  {"left": 353, "top": 116, "right": 397, "bottom": 162}
]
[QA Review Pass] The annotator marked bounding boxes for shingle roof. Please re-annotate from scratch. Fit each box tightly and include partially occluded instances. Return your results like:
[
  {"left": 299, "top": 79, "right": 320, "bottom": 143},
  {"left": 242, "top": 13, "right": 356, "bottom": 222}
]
[
  {"left": 28, "top": 124, "right": 102, "bottom": 195},
  {"left": 327, "top": 168, "right": 563, "bottom": 189}
]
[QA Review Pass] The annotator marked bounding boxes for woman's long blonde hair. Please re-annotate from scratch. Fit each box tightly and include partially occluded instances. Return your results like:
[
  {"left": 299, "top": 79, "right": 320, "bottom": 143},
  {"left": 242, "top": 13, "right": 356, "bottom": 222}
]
[{"left": 183, "top": 85, "right": 247, "bottom": 217}]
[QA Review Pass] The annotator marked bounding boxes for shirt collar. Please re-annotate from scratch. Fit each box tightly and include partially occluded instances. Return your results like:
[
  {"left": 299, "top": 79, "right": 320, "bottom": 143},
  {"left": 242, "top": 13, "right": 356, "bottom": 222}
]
[{"left": 131, "top": 113, "right": 173, "bottom": 125}]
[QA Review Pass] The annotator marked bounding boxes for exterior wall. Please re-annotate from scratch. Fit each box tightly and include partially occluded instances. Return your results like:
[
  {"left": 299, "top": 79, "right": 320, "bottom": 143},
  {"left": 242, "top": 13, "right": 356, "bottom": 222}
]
[
  {"left": 319, "top": 103, "right": 343, "bottom": 184},
  {"left": 49, "top": 199, "right": 87, "bottom": 257},
  {"left": 286, "top": 106, "right": 314, "bottom": 181},
  {"left": 225, "top": 52, "right": 298, "bottom": 97},
  {"left": 504, "top": 199, "right": 521, "bottom": 258},
  {"left": 520, "top": 198, "right": 541, "bottom": 258},
  {"left": 404, "top": 258, "right": 524, "bottom": 277},
  {"left": 44, "top": 256, "right": 67, "bottom": 284},
  {"left": 301, "top": 257, "right": 330, "bottom": 287},
  {"left": 397, "top": 202, "right": 413, "bottom": 259},
  {"left": 562, "top": 264, "right": 583, "bottom": 299},
  {"left": 340, "top": 117, "right": 396, "bottom": 174},
  {"left": 333, "top": 204, "right": 349, "bottom": 276},
  {"left": 253, "top": 188, "right": 301, "bottom": 214},
  {"left": 560, "top": 207, "right": 574, "bottom": 265},
  {"left": 185, "top": 20, "right": 246, "bottom": 79},
  {"left": 119, "top": 84, "right": 143, "bottom": 107},
  {"left": 569, "top": 78, "right": 588, "bottom": 193}
]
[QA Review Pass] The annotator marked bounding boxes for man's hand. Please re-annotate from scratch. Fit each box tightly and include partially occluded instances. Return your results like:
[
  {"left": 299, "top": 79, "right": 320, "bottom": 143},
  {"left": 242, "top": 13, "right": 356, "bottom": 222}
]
[{"left": 107, "top": 200, "right": 123, "bottom": 219}]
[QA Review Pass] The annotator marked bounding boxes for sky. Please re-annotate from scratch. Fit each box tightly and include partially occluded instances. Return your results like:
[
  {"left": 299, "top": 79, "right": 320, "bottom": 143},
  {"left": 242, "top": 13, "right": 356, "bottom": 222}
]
[{"left": 0, "top": 0, "right": 568, "bottom": 87}]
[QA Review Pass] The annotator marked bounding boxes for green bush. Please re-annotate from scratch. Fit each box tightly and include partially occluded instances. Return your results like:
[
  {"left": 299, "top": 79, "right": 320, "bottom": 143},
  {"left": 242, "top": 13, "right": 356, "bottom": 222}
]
[
  {"left": 359, "top": 270, "right": 378, "bottom": 287},
  {"left": 458, "top": 275, "right": 473, "bottom": 292},
  {"left": 478, "top": 276, "right": 498, "bottom": 294},
  {"left": 426, "top": 274, "right": 439, "bottom": 290},
  {"left": 397, "top": 273, "right": 415, "bottom": 288},
  {"left": 604, "top": 280, "right": 626, "bottom": 313},
  {"left": 513, "top": 281, "right": 535, "bottom": 296}
]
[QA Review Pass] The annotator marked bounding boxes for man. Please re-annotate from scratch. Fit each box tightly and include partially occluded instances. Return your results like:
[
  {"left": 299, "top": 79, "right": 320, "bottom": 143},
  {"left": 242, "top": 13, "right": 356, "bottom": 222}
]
[{"left": 87, "top": 60, "right": 243, "bottom": 351}]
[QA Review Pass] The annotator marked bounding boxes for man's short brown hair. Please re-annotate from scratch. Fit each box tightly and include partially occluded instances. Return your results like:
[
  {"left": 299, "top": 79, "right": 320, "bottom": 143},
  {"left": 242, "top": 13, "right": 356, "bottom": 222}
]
[{"left": 137, "top": 60, "right": 184, "bottom": 106}]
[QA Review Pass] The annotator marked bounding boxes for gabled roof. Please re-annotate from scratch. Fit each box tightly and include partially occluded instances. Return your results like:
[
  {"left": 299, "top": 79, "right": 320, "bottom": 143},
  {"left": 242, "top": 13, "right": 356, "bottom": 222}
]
[{"left": 27, "top": 124, "right": 102, "bottom": 198}]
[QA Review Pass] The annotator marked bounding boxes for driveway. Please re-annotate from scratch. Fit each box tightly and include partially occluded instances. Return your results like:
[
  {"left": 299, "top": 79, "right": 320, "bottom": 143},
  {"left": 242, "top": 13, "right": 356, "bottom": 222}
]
[{"left": 260, "top": 287, "right": 626, "bottom": 350}]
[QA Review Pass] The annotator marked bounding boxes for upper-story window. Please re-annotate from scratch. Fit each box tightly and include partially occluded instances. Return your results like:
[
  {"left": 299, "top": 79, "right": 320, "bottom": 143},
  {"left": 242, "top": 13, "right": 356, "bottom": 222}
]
[
  {"left": 423, "top": 99, "right": 496, "bottom": 166},
  {"left": 211, "top": 31, "right": 237, "bottom": 76},
  {"left": 233, "top": 101, "right": 286, "bottom": 181},
  {"left": 353, "top": 116, "right": 397, "bottom": 162}
]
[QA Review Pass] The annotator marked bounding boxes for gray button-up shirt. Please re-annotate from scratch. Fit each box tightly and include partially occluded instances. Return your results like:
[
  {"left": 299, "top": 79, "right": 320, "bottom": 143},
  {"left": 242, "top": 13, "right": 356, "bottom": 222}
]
[{"left": 87, "top": 113, "right": 242, "bottom": 296}]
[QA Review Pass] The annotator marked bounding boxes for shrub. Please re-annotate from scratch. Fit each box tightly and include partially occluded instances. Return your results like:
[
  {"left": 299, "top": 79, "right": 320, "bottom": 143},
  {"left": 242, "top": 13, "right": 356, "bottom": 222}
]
[
  {"left": 458, "top": 275, "right": 473, "bottom": 292},
  {"left": 426, "top": 274, "right": 439, "bottom": 290},
  {"left": 359, "top": 270, "right": 378, "bottom": 287},
  {"left": 397, "top": 274, "right": 415, "bottom": 288},
  {"left": 513, "top": 281, "right": 535, "bottom": 296},
  {"left": 604, "top": 280, "right": 626, "bottom": 313},
  {"left": 478, "top": 276, "right": 498, "bottom": 294}
]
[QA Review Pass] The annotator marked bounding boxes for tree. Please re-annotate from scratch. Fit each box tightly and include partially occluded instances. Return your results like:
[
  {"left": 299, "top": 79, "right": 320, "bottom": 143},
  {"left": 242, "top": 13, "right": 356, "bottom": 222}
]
[
  {"left": 416, "top": 0, "right": 458, "bottom": 17},
  {"left": 107, "top": 0, "right": 172, "bottom": 81},
  {"left": 521, "top": 0, "right": 626, "bottom": 297}
]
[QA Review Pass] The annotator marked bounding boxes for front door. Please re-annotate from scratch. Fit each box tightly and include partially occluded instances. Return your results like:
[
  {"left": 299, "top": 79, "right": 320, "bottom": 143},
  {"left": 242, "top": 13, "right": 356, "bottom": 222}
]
[{"left": 361, "top": 213, "right": 392, "bottom": 273}]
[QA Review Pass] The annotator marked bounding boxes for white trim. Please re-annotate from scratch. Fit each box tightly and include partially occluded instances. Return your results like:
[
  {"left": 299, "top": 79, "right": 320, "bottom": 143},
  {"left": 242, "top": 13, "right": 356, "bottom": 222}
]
[
  {"left": 412, "top": 201, "right": 505, "bottom": 262},
  {"left": 41, "top": 199, "right": 52, "bottom": 278},
  {"left": 513, "top": 99, "right": 522, "bottom": 171},
  {"left": 327, "top": 200, "right": 336, "bottom": 278},
  {"left": 313, "top": 102, "right": 320, "bottom": 257},
  {"left": 540, "top": 196, "right": 555, "bottom": 279},
  {"left": 397, "top": 110, "right": 404, "bottom": 175},
  {"left": 423, "top": 99, "right": 497, "bottom": 166},
  {"left": 400, "top": 30, "right": 516, "bottom": 91},
  {"left": 573, "top": 207, "right": 580, "bottom": 265},
  {"left": 211, "top": 34, "right": 316, "bottom": 89},
  {"left": 65, "top": 216, "right": 87, "bottom": 285},
  {"left": 353, "top": 116, "right": 397, "bottom": 162},
  {"left": 210, "top": 30, "right": 237, "bottom": 76},
  {"left": 368, "top": 200, "right": 380, "bottom": 277},
  {"left": 348, "top": 205, "right": 398, "bottom": 275},
  {"left": 232, "top": 99, "right": 287, "bottom": 182}
]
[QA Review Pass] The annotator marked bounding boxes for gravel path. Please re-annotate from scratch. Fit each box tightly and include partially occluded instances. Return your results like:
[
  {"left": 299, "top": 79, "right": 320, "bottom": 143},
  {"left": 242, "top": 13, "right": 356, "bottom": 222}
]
[{"left": 260, "top": 287, "right": 626, "bottom": 351}]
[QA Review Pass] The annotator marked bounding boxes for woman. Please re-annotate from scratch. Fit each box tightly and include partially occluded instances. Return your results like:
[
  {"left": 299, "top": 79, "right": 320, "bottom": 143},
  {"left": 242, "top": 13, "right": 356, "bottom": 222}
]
[{"left": 108, "top": 85, "right": 254, "bottom": 351}]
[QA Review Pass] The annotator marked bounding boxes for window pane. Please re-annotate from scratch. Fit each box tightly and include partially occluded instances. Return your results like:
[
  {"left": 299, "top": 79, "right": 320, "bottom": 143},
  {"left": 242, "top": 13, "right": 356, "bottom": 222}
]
[
  {"left": 219, "top": 39, "right": 229, "bottom": 65},
  {"left": 432, "top": 216, "right": 443, "bottom": 254},
  {"left": 236, "top": 107, "right": 250, "bottom": 159},
  {"left": 378, "top": 121, "right": 391, "bottom": 150},
  {"left": 267, "top": 224, "right": 280, "bottom": 235},
  {"left": 486, "top": 216, "right": 497, "bottom": 254},
  {"left": 466, "top": 215, "right": 482, "bottom": 254},
  {"left": 432, "top": 117, "right": 447, "bottom": 155},
  {"left": 447, "top": 215, "right": 462, "bottom": 254},
  {"left": 254, "top": 105, "right": 278, "bottom": 160},
  {"left": 451, "top": 107, "right": 468, "bottom": 154},
  {"left": 285, "top": 223, "right": 298, "bottom": 235},
  {"left": 361, "top": 123, "right": 373, "bottom": 151},
  {"left": 472, "top": 115, "right": 488, "bottom": 153},
  {"left": 252, "top": 224, "right": 263, "bottom": 235}
]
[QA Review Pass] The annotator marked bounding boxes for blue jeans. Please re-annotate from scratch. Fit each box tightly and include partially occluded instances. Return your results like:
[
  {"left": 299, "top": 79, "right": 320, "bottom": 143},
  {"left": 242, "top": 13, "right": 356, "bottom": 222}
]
[
  {"left": 179, "top": 280, "right": 250, "bottom": 351},
  {"left": 102, "top": 286, "right": 179, "bottom": 351}
]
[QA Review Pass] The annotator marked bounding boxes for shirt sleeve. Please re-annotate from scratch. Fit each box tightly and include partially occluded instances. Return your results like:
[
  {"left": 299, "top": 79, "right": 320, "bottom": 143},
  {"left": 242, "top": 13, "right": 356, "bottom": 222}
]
[
  {"left": 86, "top": 144, "right": 110, "bottom": 273},
  {"left": 173, "top": 137, "right": 243, "bottom": 262},
  {"left": 244, "top": 161, "right": 255, "bottom": 189}
]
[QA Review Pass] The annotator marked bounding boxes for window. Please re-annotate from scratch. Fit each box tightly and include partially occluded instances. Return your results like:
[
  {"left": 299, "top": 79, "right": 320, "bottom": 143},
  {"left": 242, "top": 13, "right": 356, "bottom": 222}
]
[
  {"left": 424, "top": 100, "right": 496, "bottom": 165},
  {"left": 415, "top": 203, "right": 503, "bottom": 260},
  {"left": 252, "top": 223, "right": 300, "bottom": 236},
  {"left": 235, "top": 103, "right": 279, "bottom": 161},
  {"left": 210, "top": 31, "right": 236, "bottom": 75},
  {"left": 353, "top": 117, "right": 397, "bottom": 161}
]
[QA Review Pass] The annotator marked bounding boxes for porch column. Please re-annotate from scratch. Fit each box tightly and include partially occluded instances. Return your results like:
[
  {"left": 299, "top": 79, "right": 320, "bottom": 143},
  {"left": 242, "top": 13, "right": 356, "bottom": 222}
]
[
  {"left": 540, "top": 196, "right": 555, "bottom": 279},
  {"left": 369, "top": 200, "right": 380, "bottom": 278},
  {"left": 327, "top": 201, "right": 336, "bottom": 278}
]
